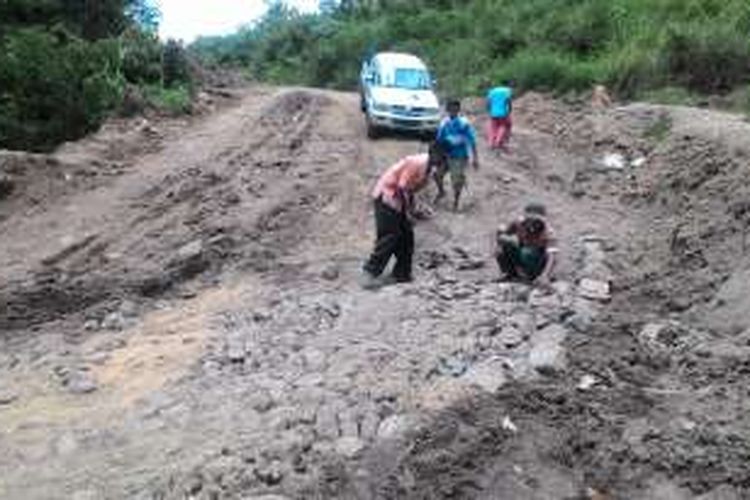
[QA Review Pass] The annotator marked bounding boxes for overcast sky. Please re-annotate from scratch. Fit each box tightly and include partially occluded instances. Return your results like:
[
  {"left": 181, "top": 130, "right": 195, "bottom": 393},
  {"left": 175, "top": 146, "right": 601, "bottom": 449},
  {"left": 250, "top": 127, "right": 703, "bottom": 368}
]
[{"left": 158, "top": 1, "right": 320, "bottom": 42}]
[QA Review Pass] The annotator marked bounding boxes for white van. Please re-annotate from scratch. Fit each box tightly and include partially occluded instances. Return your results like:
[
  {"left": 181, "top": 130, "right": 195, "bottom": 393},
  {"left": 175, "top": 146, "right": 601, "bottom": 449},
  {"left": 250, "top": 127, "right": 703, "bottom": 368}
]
[{"left": 359, "top": 52, "right": 441, "bottom": 139}]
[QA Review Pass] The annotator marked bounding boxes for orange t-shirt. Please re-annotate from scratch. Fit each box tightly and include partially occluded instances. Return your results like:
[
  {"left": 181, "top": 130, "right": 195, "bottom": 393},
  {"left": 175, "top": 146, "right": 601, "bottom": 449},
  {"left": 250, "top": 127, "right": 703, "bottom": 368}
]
[{"left": 372, "top": 154, "right": 429, "bottom": 212}]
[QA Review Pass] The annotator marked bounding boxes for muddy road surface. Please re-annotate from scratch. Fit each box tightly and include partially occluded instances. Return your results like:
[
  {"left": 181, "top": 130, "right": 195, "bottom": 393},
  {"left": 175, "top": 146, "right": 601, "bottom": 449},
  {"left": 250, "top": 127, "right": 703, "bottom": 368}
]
[{"left": 1, "top": 86, "right": 749, "bottom": 500}]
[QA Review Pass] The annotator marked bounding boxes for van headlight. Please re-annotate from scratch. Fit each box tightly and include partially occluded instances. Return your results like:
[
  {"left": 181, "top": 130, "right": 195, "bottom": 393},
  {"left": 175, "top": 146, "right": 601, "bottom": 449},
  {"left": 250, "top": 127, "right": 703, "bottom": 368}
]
[{"left": 372, "top": 101, "right": 390, "bottom": 112}]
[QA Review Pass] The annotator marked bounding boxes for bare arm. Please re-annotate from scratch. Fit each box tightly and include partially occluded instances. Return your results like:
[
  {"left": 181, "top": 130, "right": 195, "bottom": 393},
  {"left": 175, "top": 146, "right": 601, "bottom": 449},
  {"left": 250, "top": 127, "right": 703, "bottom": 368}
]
[{"left": 537, "top": 248, "right": 558, "bottom": 283}]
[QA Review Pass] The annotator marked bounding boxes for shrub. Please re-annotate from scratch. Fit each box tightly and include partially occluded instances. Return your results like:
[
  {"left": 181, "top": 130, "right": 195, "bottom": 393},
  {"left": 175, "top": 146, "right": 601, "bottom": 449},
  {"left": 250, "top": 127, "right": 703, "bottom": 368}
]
[
  {"left": 143, "top": 84, "right": 191, "bottom": 115},
  {"left": 662, "top": 22, "right": 750, "bottom": 92},
  {"left": 0, "top": 29, "right": 123, "bottom": 151},
  {"left": 121, "top": 27, "right": 162, "bottom": 84}
]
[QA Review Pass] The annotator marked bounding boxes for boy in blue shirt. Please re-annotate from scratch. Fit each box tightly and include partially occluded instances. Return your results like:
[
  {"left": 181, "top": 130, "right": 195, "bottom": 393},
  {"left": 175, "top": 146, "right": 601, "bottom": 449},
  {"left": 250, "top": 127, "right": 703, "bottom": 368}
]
[
  {"left": 435, "top": 98, "right": 479, "bottom": 211},
  {"left": 486, "top": 80, "right": 513, "bottom": 150}
]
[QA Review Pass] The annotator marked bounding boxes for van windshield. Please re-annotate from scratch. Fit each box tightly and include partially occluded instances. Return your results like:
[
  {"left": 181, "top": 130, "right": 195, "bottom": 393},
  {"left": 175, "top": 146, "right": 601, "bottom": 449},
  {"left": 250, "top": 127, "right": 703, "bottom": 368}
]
[{"left": 386, "top": 68, "right": 432, "bottom": 90}]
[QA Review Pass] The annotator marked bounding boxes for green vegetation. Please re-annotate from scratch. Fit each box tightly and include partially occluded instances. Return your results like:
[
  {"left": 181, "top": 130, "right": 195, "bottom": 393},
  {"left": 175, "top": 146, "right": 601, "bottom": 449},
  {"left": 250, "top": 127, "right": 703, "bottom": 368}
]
[
  {"left": 143, "top": 85, "right": 193, "bottom": 115},
  {"left": 643, "top": 112, "right": 673, "bottom": 143},
  {"left": 192, "top": 0, "right": 750, "bottom": 101},
  {"left": 0, "top": 0, "right": 192, "bottom": 152}
]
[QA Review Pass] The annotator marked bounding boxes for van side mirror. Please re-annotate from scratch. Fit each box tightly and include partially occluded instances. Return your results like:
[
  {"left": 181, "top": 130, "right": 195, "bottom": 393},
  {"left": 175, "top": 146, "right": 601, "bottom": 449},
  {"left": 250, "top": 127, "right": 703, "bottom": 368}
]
[{"left": 365, "top": 73, "right": 376, "bottom": 83}]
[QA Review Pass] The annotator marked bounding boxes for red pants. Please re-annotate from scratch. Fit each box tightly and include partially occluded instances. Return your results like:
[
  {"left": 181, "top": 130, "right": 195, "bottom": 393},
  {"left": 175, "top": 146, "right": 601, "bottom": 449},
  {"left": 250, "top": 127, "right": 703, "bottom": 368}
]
[{"left": 487, "top": 116, "right": 512, "bottom": 149}]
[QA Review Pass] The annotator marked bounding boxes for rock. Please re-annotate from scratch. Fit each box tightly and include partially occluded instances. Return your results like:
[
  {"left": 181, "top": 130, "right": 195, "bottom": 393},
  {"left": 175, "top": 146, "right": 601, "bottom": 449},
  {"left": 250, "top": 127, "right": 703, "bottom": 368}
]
[
  {"left": 338, "top": 409, "right": 360, "bottom": 438},
  {"left": 254, "top": 461, "right": 284, "bottom": 486},
  {"left": 119, "top": 299, "right": 138, "bottom": 318},
  {"left": 419, "top": 377, "right": 475, "bottom": 410},
  {"left": 301, "top": 347, "right": 327, "bottom": 371},
  {"left": 0, "top": 175, "right": 15, "bottom": 199},
  {"left": 599, "top": 153, "right": 626, "bottom": 171},
  {"left": 565, "top": 297, "right": 599, "bottom": 332},
  {"left": 243, "top": 496, "right": 291, "bottom": 500},
  {"left": 71, "top": 489, "right": 100, "bottom": 500},
  {"left": 249, "top": 389, "right": 275, "bottom": 413},
  {"left": 377, "top": 414, "right": 420, "bottom": 440},
  {"left": 65, "top": 370, "right": 98, "bottom": 394},
  {"left": 528, "top": 324, "right": 568, "bottom": 375},
  {"left": 436, "top": 355, "right": 469, "bottom": 377},
  {"left": 321, "top": 266, "right": 340, "bottom": 281},
  {"left": 0, "top": 387, "right": 19, "bottom": 405},
  {"left": 501, "top": 416, "right": 518, "bottom": 433},
  {"left": 178, "top": 240, "right": 203, "bottom": 259},
  {"left": 642, "top": 480, "right": 691, "bottom": 500},
  {"left": 577, "top": 374, "right": 598, "bottom": 391},
  {"left": 226, "top": 334, "right": 247, "bottom": 362},
  {"left": 695, "top": 485, "right": 743, "bottom": 500},
  {"left": 335, "top": 436, "right": 366, "bottom": 458},
  {"left": 462, "top": 357, "right": 508, "bottom": 393},
  {"left": 578, "top": 278, "right": 611, "bottom": 302},
  {"left": 101, "top": 311, "right": 126, "bottom": 331},
  {"left": 638, "top": 321, "right": 700, "bottom": 353},
  {"left": 54, "top": 432, "right": 79, "bottom": 456},
  {"left": 359, "top": 410, "right": 380, "bottom": 440},
  {"left": 499, "top": 326, "right": 526, "bottom": 348},
  {"left": 315, "top": 405, "right": 341, "bottom": 440}
]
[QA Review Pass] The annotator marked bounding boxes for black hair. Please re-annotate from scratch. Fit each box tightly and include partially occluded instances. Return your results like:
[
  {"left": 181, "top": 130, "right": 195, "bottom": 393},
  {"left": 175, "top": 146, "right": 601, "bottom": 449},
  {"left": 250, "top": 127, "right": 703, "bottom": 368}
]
[
  {"left": 524, "top": 202, "right": 547, "bottom": 217},
  {"left": 446, "top": 98, "right": 461, "bottom": 109},
  {"left": 521, "top": 217, "right": 546, "bottom": 236}
]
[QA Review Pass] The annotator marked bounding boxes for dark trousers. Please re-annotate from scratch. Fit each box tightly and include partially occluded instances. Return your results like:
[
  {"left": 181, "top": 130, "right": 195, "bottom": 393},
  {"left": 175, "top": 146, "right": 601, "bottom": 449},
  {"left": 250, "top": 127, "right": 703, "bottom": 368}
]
[{"left": 363, "top": 198, "right": 414, "bottom": 280}]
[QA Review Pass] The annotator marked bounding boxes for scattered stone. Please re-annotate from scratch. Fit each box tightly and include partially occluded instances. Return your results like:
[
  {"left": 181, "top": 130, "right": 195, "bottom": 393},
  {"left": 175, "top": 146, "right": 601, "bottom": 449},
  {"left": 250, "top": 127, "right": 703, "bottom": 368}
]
[
  {"left": 0, "top": 387, "right": 19, "bottom": 405},
  {"left": 377, "top": 414, "right": 419, "bottom": 440},
  {"left": 578, "top": 278, "right": 611, "bottom": 302},
  {"left": 321, "top": 266, "right": 340, "bottom": 281},
  {"left": 335, "top": 436, "right": 366, "bottom": 458},
  {"left": 359, "top": 410, "right": 380, "bottom": 440},
  {"left": 436, "top": 354, "right": 469, "bottom": 377},
  {"left": 500, "top": 326, "right": 525, "bottom": 349},
  {"left": 577, "top": 374, "right": 598, "bottom": 391},
  {"left": 695, "top": 485, "right": 743, "bottom": 500},
  {"left": 462, "top": 357, "right": 508, "bottom": 393},
  {"left": 599, "top": 153, "right": 626, "bottom": 171},
  {"left": 565, "top": 297, "right": 599, "bottom": 332},
  {"left": 84, "top": 319, "right": 99, "bottom": 331},
  {"left": 178, "top": 239, "right": 204, "bottom": 260},
  {"left": 65, "top": 370, "right": 98, "bottom": 394},
  {"left": 226, "top": 335, "right": 247, "bottom": 363},
  {"left": 631, "top": 157, "right": 647, "bottom": 168},
  {"left": 528, "top": 324, "right": 568, "bottom": 375},
  {"left": 101, "top": 311, "right": 126, "bottom": 331},
  {"left": 501, "top": 416, "right": 518, "bottom": 433},
  {"left": 0, "top": 175, "right": 15, "bottom": 199},
  {"left": 337, "top": 409, "right": 360, "bottom": 437},
  {"left": 254, "top": 461, "right": 284, "bottom": 486},
  {"left": 638, "top": 321, "right": 701, "bottom": 353},
  {"left": 119, "top": 299, "right": 138, "bottom": 318},
  {"left": 315, "top": 406, "right": 341, "bottom": 440},
  {"left": 249, "top": 389, "right": 275, "bottom": 413},
  {"left": 54, "top": 432, "right": 79, "bottom": 456},
  {"left": 243, "top": 496, "right": 291, "bottom": 500}
]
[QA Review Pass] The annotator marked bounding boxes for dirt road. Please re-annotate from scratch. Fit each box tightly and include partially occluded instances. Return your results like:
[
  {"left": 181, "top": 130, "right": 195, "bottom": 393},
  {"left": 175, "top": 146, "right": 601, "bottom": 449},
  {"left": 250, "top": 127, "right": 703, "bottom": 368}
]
[{"left": 1, "top": 86, "right": 749, "bottom": 499}]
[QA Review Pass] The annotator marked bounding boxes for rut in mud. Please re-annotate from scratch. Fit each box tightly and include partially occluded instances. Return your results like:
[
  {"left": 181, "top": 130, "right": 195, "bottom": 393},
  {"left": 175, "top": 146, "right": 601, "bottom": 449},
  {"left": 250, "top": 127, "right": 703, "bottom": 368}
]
[{"left": 1, "top": 86, "right": 749, "bottom": 500}]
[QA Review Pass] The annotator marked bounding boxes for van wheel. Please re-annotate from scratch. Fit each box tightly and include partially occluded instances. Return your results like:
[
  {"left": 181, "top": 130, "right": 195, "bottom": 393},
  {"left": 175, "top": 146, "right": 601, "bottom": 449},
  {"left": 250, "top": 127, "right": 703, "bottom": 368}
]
[
  {"left": 366, "top": 119, "right": 380, "bottom": 139},
  {"left": 360, "top": 95, "right": 367, "bottom": 112}
]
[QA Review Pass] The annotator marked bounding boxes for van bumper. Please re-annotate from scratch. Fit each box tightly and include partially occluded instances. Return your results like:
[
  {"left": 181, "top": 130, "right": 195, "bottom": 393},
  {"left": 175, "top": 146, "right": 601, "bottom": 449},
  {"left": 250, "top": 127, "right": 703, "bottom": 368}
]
[{"left": 368, "top": 111, "right": 440, "bottom": 133}]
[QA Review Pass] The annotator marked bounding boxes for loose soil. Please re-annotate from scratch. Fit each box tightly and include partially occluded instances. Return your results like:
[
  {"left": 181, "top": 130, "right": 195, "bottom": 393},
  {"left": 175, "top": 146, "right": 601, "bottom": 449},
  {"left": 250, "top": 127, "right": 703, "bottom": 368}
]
[{"left": 1, "top": 85, "right": 749, "bottom": 500}]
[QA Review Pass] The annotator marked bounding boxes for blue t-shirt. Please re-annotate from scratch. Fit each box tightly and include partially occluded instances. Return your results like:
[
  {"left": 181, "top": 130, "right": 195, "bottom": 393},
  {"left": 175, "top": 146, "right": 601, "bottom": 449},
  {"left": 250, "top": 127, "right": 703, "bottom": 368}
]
[
  {"left": 436, "top": 116, "right": 476, "bottom": 159},
  {"left": 487, "top": 86, "right": 512, "bottom": 118}
]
